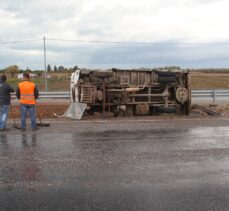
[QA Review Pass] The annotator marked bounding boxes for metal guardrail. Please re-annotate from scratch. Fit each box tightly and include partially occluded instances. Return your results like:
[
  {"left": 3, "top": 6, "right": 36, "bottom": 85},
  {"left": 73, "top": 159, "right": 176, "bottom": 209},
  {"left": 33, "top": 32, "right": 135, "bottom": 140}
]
[
  {"left": 11, "top": 92, "right": 70, "bottom": 99},
  {"left": 192, "top": 90, "right": 229, "bottom": 103},
  {"left": 11, "top": 90, "right": 229, "bottom": 103}
]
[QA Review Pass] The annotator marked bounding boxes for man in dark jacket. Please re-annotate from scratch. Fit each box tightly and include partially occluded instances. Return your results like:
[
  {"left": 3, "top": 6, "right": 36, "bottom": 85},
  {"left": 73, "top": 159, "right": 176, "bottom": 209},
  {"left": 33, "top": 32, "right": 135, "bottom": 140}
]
[{"left": 0, "top": 74, "right": 15, "bottom": 131}]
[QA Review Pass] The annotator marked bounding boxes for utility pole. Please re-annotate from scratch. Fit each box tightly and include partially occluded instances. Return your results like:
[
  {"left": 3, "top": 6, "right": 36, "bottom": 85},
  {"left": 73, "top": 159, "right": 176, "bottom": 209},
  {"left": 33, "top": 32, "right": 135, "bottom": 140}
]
[{"left": 43, "top": 36, "right": 48, "bottom": 91}]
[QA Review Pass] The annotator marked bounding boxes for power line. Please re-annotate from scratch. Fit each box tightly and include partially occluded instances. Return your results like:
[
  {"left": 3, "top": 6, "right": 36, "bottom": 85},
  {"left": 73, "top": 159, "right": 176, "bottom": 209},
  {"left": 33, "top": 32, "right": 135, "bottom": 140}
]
[
  {"left": 1, "top": 37, "right": 229, "bottom": 45},
  {"left": 0, "top": 39, "right": 42, "bottom": 45},
  {"left": 47, "top": 38, "right": 165, "bottom": 45},
  {"left": 46, "top": 38, "right": 229, "bottom": 45}
]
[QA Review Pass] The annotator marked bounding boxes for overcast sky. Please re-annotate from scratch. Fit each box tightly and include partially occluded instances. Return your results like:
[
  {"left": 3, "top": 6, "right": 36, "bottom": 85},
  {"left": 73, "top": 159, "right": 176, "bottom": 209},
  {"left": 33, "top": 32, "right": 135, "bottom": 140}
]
[{"left": 1, "top": 0, "right": 229, "bottom": 70}]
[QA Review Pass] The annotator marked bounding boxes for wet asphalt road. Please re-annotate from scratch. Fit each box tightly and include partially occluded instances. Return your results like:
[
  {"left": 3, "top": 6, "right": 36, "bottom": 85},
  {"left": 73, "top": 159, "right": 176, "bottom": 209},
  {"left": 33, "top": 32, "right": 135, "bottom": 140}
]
[{"left": 1, "top": 118, "right": 229, "bottom": 211}]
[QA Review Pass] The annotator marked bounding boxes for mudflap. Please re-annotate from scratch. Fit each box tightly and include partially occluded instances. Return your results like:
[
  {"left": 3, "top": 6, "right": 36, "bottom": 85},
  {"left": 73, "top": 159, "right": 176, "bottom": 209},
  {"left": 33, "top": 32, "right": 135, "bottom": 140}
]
[{"left": 63, "top": 103, "right": 87, "bottom": 120}]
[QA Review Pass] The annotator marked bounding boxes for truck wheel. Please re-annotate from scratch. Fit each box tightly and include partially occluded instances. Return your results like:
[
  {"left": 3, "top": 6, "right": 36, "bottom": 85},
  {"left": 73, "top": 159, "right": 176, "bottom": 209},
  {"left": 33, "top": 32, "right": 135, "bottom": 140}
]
[{"left": 157, "top": 107, "right": 176, "bottom": 113}]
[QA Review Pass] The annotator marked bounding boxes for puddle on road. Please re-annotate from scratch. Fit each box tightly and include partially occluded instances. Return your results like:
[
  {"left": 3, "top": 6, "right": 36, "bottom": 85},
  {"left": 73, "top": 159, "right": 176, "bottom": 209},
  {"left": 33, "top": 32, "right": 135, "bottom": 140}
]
[
  {"left": 188, "top": 127, "right": 229, "bottom": 138},
  {"left": 0, "top": 133, "right": 77, "bottom": 189},
  {"left": 184, "top": 127, "right": 229, "bottom": 149}
]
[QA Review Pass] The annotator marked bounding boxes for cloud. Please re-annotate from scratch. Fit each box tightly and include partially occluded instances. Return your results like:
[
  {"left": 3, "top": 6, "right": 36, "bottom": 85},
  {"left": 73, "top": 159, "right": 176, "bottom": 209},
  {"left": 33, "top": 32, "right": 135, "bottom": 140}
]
[{"left": 0, "top": 0, "right": 229, "bottom": 69}]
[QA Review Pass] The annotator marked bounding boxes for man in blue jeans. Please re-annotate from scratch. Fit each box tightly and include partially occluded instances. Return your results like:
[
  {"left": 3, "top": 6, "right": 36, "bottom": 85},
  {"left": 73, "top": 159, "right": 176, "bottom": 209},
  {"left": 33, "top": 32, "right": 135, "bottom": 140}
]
[
  {"left": 16, "top": 73, "right": 39, "bottom": 131},
  {"left": 0, "top": 75, "right": 15, "bottom": 131}
]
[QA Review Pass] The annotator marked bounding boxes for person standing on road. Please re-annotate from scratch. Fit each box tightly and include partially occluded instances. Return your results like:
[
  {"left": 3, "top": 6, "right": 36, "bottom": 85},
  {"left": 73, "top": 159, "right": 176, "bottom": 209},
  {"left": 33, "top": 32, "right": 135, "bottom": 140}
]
[
  {"left": 0, "top": 75, "right": 15, "bottom": 131},
  {"left": 16, "top": 73, "right": 39, "bottom": 131}
]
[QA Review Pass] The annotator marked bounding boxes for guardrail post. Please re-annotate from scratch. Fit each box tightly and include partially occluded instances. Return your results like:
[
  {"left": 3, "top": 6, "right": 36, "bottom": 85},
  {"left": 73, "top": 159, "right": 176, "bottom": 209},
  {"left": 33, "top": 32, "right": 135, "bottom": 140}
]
[{"left": 213, "top": 90, "right": 216, "bottom": 104}]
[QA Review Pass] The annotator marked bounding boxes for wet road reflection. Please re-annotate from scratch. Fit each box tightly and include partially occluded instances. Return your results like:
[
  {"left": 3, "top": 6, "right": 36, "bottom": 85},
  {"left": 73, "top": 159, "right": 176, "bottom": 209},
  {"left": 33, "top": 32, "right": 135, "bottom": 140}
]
[
  {"left": 0, "top": 134, "right": 9, "bottom": 156},
  {"left": 21, "top": 134, "right": 41, "bottom": 188},
  {"left": 0, "top": 134, "right": 41, "bottom": 193},
  {"left": 1, "top": 125, "right": 229, "bottom": 210}
]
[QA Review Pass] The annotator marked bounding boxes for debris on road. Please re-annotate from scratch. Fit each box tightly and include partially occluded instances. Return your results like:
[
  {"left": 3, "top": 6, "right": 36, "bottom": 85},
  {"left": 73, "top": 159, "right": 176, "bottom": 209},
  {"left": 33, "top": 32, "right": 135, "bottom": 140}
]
[
  {"left": 63, "top": 102, "right": 87, "bottom": 120},
  {"left": 192, "top": 104, "right": 221, "bottom": 117}
]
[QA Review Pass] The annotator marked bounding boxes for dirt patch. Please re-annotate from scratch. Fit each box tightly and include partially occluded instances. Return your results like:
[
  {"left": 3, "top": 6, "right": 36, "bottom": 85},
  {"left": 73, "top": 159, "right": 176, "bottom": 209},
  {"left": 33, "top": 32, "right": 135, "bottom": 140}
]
[
  {"left": 9, "top": 104, "right": 69, "bottom": 119},
  {"left": 8, "top": 102, "right": 229, "bottom": 120},
  {"left": 191, "top": 72, "right": 229, "bottom": 90}
]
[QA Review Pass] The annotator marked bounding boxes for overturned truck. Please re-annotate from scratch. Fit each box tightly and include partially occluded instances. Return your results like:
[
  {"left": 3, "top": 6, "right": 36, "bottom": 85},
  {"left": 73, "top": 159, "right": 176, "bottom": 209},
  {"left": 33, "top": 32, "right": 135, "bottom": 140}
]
[{"left": 69, "top": 68, "right": 191, "bottom": 117}]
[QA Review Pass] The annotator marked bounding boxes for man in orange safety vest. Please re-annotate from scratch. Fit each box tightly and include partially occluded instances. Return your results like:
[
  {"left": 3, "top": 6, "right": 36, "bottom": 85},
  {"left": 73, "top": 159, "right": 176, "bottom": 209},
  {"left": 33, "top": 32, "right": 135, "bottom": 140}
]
[{"left": 16, "top": 73, "right": 39, "bottom": 131}]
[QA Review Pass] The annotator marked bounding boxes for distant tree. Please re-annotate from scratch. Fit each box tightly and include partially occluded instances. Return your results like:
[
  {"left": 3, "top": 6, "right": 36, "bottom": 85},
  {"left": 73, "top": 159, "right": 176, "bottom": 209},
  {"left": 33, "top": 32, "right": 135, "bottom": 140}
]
[
  {"left": 47, "top": 64, "right": 52, "bottom": 72},
  {"left": 58, "top": 65, "right": 65, "bottom": 72},
  {"left": 73, "top": 65, "right": 78, "bottom": 71},
  {"left": 54, "top": 65, "right": 57, "bottom": 72},
  {"left": 19, "top": 69, "right": 24, "bottom": 73},
  {"left": 34, "top": 70, "right": 43, "bottom": 77},
  {"left": 5, "top": 65, "right": 19, "bottom": 77},
  {"left": 164, "top": 66, "right": 181, "bottom": 70},
  {"left": 26, "top": 66, "right": 32, "bottom": 73}
]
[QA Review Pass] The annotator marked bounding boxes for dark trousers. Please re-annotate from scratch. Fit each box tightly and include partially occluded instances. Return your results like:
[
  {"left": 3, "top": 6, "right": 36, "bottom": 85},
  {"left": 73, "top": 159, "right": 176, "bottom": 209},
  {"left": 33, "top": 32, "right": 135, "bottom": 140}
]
[{"left": 20, "top": 104, "right": 36, "bottom": 128}]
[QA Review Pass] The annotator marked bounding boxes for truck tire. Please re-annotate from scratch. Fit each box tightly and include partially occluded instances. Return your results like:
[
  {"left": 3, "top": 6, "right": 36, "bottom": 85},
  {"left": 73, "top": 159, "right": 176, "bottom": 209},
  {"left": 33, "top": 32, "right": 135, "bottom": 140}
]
[
  {"left": 158, "top": 77, "right": 176, "bottom": 83},
  {"left": 158, "top": 72, "right": 177, "bottom": 77},
  {"left": 158, "top": 72, "right": 177, "bottom": 83},
  {"left": 157, "top": 107, "right": 176, "bottom": 113}
]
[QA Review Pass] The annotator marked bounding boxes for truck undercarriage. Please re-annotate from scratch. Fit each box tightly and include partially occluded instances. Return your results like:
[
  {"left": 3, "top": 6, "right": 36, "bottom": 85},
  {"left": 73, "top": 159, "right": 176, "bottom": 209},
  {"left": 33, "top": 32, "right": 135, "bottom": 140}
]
[{"left": 69, "top": 68, "right": 191, "bottom": 117}]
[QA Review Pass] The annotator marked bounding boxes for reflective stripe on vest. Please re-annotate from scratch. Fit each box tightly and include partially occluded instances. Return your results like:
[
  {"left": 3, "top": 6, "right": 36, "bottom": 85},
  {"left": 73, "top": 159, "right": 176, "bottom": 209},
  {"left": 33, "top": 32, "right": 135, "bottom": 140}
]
[
  {"left": 19, "top": 81, "right": 36, "bottom": 104},
  {"left": 20, "top": 94, "right": 35, "bottom": 100}
]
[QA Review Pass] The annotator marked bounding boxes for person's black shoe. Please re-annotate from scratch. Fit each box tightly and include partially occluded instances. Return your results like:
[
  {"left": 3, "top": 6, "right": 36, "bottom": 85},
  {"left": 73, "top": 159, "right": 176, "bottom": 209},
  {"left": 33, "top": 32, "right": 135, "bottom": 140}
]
[
  {"left": 32, "top": 127, "right": 39, "bottom": 131},
  {"left": 21, "top": 128, "right": 26, "bottom": 132}
]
